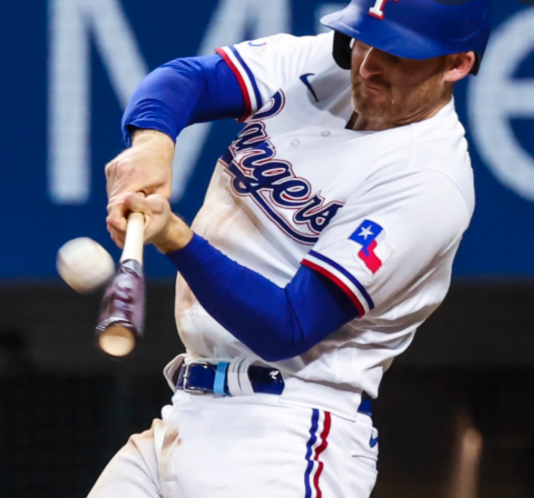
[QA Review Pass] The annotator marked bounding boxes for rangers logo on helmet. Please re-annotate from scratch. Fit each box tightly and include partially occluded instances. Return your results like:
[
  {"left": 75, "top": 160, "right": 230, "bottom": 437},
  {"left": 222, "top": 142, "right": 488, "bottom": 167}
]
[{"left": 369, "top": 0, "right": 398, "bottom": 20}]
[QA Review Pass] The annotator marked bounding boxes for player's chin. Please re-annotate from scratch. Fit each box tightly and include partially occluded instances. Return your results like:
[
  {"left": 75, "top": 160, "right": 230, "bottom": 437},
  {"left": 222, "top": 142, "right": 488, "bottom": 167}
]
[{"left": 353, "top": 95, "right": 386, "bottom": 118}]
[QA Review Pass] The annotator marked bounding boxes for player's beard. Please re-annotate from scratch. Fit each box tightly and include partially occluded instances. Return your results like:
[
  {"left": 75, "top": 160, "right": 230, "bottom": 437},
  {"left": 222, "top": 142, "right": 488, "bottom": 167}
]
[{"left": 350, "top": 60, "right": 451, "bottom": 131}]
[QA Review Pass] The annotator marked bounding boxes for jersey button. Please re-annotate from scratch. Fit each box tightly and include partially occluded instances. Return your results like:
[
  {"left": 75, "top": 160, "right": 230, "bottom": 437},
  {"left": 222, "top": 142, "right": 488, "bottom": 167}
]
[
  {"left": 290, "top": 139, "right": 300, "bottom": 147},
  {"left": 321, "top": 130, "right": 331, "bottom": 137}
]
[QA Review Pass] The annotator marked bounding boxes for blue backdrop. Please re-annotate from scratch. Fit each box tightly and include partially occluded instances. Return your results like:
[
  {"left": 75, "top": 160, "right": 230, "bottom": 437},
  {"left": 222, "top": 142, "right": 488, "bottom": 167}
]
[{"left": 2, "top": 0, "right": 534, "bottom": 280}]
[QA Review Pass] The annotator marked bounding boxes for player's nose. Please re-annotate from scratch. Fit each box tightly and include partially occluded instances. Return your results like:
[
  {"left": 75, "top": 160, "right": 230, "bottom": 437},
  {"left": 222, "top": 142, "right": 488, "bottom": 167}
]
[{"left": 359, "top": 47, "right": 385, "bottom": 79}]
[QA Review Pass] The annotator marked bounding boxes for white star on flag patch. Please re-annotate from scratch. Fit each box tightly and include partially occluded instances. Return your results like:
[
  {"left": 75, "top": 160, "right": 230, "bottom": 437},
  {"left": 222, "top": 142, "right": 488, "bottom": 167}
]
[{"left": 347, "top": 220, "right": 392, "bottom": 276}]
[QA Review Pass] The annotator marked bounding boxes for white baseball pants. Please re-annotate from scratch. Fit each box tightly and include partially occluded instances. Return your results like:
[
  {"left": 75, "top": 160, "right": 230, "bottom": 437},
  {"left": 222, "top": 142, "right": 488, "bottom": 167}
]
[{"left": 87, "top": 391, "right": 378, "bottom": 498}]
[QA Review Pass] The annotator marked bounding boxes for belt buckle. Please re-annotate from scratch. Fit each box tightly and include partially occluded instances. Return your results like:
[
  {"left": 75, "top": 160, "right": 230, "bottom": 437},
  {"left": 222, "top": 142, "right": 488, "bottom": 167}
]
[{"left": 182, "top": 361, "right": 210, "bottom": 395}]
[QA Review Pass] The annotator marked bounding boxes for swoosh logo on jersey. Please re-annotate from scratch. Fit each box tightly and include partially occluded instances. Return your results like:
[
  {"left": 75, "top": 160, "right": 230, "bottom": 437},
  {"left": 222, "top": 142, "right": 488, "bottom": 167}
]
[
  {"left": 370, "top": 436, "right": 379, "bottom": 448},
  {"left": 300, "top": 73, "right": 319, "bottom": 103},
  {"left": 248, "top": 41, "right": 267, "bottom": 47}
]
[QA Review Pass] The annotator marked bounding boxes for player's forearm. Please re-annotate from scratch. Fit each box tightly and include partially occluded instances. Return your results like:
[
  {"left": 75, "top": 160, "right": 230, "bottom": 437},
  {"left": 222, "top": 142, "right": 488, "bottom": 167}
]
[
  {"left": 105, "top": 130, "right": 176, "bottom": 246},
  {"left": 122, "top": 55, "right": 246, "bottom": 147},
  {"left": 165, "top": 234, "right": 357, "bottom": 362}
]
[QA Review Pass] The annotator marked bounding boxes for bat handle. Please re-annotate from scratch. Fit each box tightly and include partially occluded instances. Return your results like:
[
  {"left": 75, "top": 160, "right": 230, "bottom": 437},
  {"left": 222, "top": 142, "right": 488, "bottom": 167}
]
[{"left": 120, "top": 212, "right": 145, "bottom": 264}]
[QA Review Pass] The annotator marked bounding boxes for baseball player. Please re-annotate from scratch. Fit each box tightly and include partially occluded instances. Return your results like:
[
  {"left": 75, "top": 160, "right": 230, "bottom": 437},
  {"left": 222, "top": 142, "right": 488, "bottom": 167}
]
[{"left": 90, "top": 0, "right": 492, "bottom": 496}]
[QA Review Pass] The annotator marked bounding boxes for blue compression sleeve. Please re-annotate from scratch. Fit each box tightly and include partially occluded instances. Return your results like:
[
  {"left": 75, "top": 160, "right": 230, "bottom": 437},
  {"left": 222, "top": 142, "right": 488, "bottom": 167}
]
[
  {"left": 122, "top": 55, "right": 246, "bottom": 147},
  {"left": 167, "top": 235, "right": 358, "bottom": 362}
]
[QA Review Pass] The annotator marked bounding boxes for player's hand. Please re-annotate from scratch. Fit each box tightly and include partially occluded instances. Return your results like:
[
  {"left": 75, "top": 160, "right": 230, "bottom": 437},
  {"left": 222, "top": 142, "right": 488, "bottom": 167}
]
[
  {"left": 105, "top": 129, "right": 175, "bottom": 247},
  {"left": 123, "top": 193, "right": 193, "bottom": 254}
]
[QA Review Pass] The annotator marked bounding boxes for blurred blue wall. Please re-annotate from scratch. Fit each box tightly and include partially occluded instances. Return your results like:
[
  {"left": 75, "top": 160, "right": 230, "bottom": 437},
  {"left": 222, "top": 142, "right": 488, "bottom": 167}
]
[{"left": 1, "top": 0, "right": 533, "bottom": 280}]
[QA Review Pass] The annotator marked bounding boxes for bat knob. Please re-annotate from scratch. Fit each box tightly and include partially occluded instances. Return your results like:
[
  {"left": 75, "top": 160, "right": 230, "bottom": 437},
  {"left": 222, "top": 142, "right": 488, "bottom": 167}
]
[{"left": 98, "top": 324, "right": 136, "bottom": 358}]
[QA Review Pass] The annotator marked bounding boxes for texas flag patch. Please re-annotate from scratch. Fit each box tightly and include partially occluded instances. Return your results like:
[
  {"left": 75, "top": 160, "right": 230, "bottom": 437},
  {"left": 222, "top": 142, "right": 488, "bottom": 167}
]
[{"left": 348, "top": 220, "right": 392, "bottom": 275}]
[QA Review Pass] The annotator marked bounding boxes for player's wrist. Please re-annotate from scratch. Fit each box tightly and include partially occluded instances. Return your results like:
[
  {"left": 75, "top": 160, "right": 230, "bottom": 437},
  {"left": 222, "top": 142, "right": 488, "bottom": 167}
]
[
  {"left": 131, "top": 128, "right": 174, "bottom": 148},
  {"left": 153, "top": 214, "right": 194, "bottom": 254}
]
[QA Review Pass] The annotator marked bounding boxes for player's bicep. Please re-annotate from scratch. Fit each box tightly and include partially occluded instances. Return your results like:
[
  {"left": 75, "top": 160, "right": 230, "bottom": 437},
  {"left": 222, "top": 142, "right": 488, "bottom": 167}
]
[
  {"left": 302, "top": 172, "right": 471, "bottom": 317},
  {"left": 122, "top": 55, "right": 246, "bottom": 145}
]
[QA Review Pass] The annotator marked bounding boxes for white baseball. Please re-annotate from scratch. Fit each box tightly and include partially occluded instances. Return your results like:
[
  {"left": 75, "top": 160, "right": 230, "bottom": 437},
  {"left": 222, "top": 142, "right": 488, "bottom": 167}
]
[{"left": 57, "top": 238, "right": 115, "bottom": 293}]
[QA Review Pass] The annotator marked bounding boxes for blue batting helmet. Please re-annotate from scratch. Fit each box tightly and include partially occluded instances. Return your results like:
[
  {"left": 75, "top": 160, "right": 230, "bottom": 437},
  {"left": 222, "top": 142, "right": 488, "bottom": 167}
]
[{"left": 321, "top": 0, "right": 492, "bottom": 75}]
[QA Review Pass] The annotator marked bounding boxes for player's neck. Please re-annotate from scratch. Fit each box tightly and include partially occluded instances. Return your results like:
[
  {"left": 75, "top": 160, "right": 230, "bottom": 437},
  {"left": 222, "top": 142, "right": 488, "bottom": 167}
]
[{"left": 350, "top": 97, "right": 452, "bottom": 132}]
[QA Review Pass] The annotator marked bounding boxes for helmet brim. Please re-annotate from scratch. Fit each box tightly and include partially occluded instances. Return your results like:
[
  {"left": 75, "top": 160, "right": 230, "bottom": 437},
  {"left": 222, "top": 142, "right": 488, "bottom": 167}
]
[{"left": 321, "top": 5, "right": 485, "bottom": 75}]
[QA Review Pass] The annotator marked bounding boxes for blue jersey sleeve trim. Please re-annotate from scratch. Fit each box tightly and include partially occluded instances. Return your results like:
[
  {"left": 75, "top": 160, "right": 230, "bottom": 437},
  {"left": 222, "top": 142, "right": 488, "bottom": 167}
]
[
  {"left": 308, "top": 250, "right": 375, "bottom": 310},
  {"left": 301, "top": 258, "right": 365, "bottom": 317},
  {"left": 229, "top": 46, "right": 263, "bottom": 112}
]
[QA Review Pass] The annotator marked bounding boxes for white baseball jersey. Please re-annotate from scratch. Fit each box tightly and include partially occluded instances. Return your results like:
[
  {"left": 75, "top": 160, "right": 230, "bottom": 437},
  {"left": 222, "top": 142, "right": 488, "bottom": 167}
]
[{"left": 174, "top": 32, "right": 474, "bottom": 418}]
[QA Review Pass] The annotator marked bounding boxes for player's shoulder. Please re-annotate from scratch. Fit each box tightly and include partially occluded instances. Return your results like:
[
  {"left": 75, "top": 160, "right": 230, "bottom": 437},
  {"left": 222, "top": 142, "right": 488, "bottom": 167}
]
[
  {"left": 415, "top": 155, "right": 474, "bottom": 219},
  {"left": 250, "top": 31, "right": 333, "bottom": 47},
  {"left": 238, "top": 31, "right": 334, "bottom": 60},
  {"left": 340, "top": 125, "right": 474, "bottom": 219},
  {"left": 409, "top": 103, "right": 475, "bottom": 215},
  {"left": 349, "top": 99, "right": 475, "bottom": 217}
]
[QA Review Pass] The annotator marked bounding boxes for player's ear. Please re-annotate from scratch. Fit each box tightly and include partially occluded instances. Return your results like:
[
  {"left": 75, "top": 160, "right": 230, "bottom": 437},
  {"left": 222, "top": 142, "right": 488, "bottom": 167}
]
[{"left": 444, "top": 52, "right": 476, "bottom": 83}]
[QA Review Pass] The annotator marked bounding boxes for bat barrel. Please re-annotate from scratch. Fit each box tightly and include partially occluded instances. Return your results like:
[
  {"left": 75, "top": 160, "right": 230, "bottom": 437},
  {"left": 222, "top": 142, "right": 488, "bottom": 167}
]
[
  {"left": 95, "top": 205, "right": 146, "bottom": 358},
  {"left": 96, "top": 258, "right": 146, "bottom": 358}
]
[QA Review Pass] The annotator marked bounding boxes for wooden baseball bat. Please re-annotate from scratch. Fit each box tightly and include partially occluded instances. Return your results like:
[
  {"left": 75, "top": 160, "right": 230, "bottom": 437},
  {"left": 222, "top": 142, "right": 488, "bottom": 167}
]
[{"left": 95, "top": 212, "right": 146, "bottom": 358}]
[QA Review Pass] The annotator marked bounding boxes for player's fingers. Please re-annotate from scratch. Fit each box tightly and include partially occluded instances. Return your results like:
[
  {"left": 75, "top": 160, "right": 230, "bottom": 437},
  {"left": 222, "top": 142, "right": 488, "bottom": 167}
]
[
  {"left": 106, "top": 221, "right": 125, "bottom": 244},
  {"left": 107, "top": 222, "right": 124, "bottom": 241},
  {"left": 107, "top": 225, "right": 125, "bottom": 249},
  {"left": 104, "top": 160, "right": 116, "bottom": 194},
  {"left": 106, "top": 196, "right": 130, "bottom": 232}
]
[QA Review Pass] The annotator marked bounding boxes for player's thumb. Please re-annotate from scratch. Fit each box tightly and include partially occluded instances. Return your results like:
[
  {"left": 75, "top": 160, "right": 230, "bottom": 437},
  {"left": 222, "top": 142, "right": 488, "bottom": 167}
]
[
  {"left": 123, "top": 193, "right": 151, "bottom": 215},
  {"left": 123, "top": 193, "right": 167, "bottom": 223},
  {"left": 124, "top": 194, "right": 170, "bottom": 244},
  {"left": 155, "top": 183, "right": 172, "bottom": 199}
]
